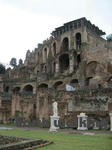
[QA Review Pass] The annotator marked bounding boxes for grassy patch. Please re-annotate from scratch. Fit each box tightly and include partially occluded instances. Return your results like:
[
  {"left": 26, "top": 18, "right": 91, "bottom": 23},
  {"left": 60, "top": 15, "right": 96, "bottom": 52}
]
[{"left": 0, "top": 128, "right": 112, "bottom": 150}]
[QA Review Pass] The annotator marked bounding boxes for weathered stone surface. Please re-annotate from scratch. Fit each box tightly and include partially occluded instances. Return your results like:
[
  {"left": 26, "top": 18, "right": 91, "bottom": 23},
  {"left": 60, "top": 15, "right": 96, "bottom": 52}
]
[{"left": 0, "top": 17, "right": 112, "bottom": 129}]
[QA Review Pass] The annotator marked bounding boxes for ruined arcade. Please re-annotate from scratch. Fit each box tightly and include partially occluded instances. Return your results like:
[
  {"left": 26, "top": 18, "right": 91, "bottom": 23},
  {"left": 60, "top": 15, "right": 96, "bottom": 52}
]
[{"left": 0, "top": 17, "right": 112, "bottom": 129}]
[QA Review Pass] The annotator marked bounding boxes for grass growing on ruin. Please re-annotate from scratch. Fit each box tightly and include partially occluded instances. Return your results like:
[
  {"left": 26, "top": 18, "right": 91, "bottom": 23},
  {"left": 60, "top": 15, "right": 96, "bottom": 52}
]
[{"left": 0, "top": 128, "right": 112, "bottom": 150}]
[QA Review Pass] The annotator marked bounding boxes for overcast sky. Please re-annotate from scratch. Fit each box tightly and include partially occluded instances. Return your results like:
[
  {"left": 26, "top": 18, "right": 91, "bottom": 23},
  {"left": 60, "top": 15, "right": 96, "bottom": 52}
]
[{"left": 0, "top": 0, "right": 112, "bottom": 65}]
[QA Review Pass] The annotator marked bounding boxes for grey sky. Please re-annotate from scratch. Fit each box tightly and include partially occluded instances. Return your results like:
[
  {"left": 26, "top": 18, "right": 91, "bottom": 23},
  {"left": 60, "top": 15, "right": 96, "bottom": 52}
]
[{"left": 0, "top": 0, "right": 112, "bottom": 65}]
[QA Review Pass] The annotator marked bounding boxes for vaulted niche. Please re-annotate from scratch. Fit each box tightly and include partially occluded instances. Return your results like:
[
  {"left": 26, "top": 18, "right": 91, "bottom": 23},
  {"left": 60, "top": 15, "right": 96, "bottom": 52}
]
[
  {"left": 76, "top": 33, "right": 81, "bottom": 49},
  {"left": 38, "top": 83, "right": 48, "bottom": 89},
  {"left": 70, "top": 79, "right": 78, "bottom": 88},
  {"left": 23, "top": 85, "right": 33, "bottom": 93},
  {"left": 53, "top": 42, "right": 56, "bottom": 56},
  {"left": 54, "top": 81, "right": 63, "bottom": 90},
  {"left": 13, "top": 87, "right": 20, "bottom": 94},
  {"left": 62, "top": 37, "right": 69, "bottom": 51},
  {"left": 70, "top": 79, "right": 78, "bottom": 84},
  {"left": 59, "top": 54, "right": 69, "bottom": 73}
]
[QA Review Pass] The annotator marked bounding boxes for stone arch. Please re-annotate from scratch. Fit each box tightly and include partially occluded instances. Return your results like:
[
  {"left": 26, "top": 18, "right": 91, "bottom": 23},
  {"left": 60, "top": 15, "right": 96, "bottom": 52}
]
[
  {"left": 12, "top": 87, "right": 20, "bottom": 94},
  {"left": 62, "top": 37, "right": 69, "bottom": 51},
  {"left": 70, "top": 79, "right": 79, "bottom": 88},
  {"left": 23, "top": 84, "right": 33, "bottom": 93},
  {"left": 38, "top": 83, "right": 48, "bottom": 89},
  {"left": 77, "top": 54, "right": 81, "bottom": 65},
  {"left": 54, "top": 81, "right": 63, "bottom": 90},
  {"left": 75, "top": 32, "right": 81, "bottom": 49},
  {"left": 70, "top": 79, "right": 78, "bottom": 84},
  {"left": 59, "top": 53, "right": 69, "bottom": 73}
]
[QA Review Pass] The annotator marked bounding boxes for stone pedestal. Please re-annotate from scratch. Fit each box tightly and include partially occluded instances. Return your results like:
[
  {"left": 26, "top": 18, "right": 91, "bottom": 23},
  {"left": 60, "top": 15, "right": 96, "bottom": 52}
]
[
  {"left": 77, "top": 113, "right": 88, "bottom": 130},
  {"left": 93, "top": 122, "right": 99, "bottom": 130},
  {"left": 49, "top": 116, "right": 60, "bottom": 132},
  {"left": 109, "top": 113, "right": 112, "bottom": 131}
]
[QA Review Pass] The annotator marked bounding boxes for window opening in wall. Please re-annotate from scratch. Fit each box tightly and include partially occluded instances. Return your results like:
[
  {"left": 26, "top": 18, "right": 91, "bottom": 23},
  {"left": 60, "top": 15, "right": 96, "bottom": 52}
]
[
  {"left": 70, "top": 79, "right": 78, "bottom": 84},
  {"left": 38, "top": 84, "right": 48, "bottom": 89},
  {"left": 62, "top": 37, "right": 69, "bottom": 51},
  {"left": 37, "top": 70, "right": 39, "bottom": 75},
  {"left": 53, "top": 43, "right": 56, "bottom": 56},
  {"left": 76, "top": 33, "right": 81, "bottom": 49},
  {"left": 54, "top": 81, "right": 63, "bottom": 90},
  {"left": 77, "top": 54, "right": 81, "bottom": 65},
  {"left": 59, "top": 54, "right": 69, "bottom": 73},
  {"left": 23, "top": 85, "right": 33, "bottom": 93},
  {"left": 13, "top": 87, "right": 20, "bottom": 94},
  {"left": 44, "top": 48, "right": 47, "bottom": 60},
  {"left": 98, "top": 84, "right": 102, "bottom": 89},
  {"left": 5, "top": 86, "right": 9, "bottom": 92}
]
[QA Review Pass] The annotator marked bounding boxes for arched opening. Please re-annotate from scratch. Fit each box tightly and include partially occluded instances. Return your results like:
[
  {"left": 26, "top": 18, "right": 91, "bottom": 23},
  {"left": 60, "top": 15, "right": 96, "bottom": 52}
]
[
  {"left": 38, "top": 83, "right": 48, "bottom": 89},
  {"left": 59, "top": 54, "right": 69, "bottom": 73},
  {"left": 70, "top": 79, "right": 78, "bottom": 88},
  {"left": 37, "top": 70, "right": 39, "bottom": 75},
  {"left": 13, "top": 87, "right": 20, "bottom": 94},
  {"left": 53, "top": 42, "right": 56, "bottom": 56},
  {"left": 85, "top": 77, "right": 93, "bottom": 86},
  {"left": 77, "top": 54, "right": 81, "bottom": 65},
  {"left": 70, "top": 79, "right": 78, "bottom": 84},
  {"left": 54, "top": 81, "right": 63, "bottom": 90},
  {"left": 23, "top": 85, "right": 33, "bottom": 93},
  {"left": 4, "top": 86, "right": 9, "bottom": 92},
  {"left": 44, "top": 48, "right": 47, "bottom": 60},
  {"left": 62, "top": 37, "right": 69, "bottom": 51},
  {"left": 76, "top": 33, "right": 81, "bottom": 49}
]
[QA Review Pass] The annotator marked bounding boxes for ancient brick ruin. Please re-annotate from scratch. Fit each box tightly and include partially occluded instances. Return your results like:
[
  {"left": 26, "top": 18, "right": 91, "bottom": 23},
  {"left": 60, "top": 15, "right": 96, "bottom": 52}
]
[{"left": 0, "top": 17, "right": 112, "bottom": 128}]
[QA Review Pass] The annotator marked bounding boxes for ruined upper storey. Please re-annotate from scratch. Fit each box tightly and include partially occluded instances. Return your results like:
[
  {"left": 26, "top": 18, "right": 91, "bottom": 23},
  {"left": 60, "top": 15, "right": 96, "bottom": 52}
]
[
  {"left": 51, "top": 17, "right": 106, "bottom": 38},
  {"left": 3, "top": 17, "right": 112, "bottom": 87}
]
